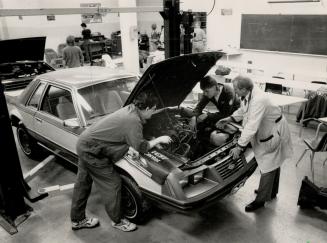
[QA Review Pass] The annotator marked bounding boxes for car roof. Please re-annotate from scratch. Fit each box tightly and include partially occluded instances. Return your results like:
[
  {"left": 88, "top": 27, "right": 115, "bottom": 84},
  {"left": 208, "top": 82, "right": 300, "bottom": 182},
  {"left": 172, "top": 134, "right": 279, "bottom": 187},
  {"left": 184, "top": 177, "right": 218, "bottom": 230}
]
[{"left": 38, "top": 66, "right": 137, "bottom": 89}]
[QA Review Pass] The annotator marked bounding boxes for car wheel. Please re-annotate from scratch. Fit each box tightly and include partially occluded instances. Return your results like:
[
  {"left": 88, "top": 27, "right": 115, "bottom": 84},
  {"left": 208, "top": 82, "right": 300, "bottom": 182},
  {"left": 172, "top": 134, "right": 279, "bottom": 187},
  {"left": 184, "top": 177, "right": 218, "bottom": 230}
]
[
  {"left": 17, "top": 124, "right": 39, "bottom": 159},
  {"left": 121, "top": 175, "right": 151, "bottom": 224}
]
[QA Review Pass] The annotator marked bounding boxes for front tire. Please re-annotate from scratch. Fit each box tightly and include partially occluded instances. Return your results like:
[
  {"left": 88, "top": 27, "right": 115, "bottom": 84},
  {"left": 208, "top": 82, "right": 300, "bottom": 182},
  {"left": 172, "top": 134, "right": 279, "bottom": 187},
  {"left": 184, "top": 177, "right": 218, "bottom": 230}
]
[{"left": 121, "top": 175, "right": 151, "bottom": 224}]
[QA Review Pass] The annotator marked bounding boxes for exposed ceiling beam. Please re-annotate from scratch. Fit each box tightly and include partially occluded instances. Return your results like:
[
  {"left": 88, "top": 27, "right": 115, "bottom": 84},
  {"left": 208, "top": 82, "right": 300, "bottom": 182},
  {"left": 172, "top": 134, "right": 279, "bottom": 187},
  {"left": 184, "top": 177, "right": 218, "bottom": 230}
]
[{"left": 0, "top": 7, "right": 162, "bottom": 17}]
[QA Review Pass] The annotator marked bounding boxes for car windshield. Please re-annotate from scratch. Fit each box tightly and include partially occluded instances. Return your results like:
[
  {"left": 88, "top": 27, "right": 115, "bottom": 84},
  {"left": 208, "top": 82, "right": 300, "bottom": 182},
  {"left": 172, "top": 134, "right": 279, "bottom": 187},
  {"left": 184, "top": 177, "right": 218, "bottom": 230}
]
[{"left": 77, "top": 77, "right": 138, "bottom": 125}]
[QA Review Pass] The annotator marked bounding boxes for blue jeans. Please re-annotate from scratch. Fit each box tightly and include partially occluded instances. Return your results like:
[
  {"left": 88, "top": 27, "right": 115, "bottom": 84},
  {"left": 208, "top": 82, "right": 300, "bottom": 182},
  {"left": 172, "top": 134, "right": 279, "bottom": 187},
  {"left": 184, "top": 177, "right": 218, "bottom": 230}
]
[{"left": 70, "top": 138, "right": 122, "bottom": 223}]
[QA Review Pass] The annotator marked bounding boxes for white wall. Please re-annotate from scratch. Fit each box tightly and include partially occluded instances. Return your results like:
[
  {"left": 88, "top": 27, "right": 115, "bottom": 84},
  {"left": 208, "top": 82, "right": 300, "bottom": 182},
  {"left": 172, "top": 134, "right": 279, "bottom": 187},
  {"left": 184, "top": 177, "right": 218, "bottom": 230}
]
[{"left": 203, "top": 0, "right": 327, "bottom": 81}]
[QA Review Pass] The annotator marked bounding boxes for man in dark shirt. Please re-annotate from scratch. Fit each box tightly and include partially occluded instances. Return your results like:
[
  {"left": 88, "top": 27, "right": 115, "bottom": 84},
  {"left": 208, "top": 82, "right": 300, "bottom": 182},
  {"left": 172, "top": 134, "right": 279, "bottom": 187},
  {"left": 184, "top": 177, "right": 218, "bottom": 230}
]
[
  {"left": 70, "top": 90, "right": 172, "bottom": 232},
  {"left": 80, "top": 23, "right": 92, "bottom": 63},
  {"left": 190, "top": 75, "right": 240, "bottom": 146}
]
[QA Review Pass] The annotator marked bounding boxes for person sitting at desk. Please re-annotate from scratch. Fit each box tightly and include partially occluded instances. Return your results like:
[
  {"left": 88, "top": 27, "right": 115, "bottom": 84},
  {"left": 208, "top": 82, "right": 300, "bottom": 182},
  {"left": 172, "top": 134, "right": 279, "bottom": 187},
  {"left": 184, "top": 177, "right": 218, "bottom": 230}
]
[{"left": 189, "top": 75, "right": 240, "bottom": 146}]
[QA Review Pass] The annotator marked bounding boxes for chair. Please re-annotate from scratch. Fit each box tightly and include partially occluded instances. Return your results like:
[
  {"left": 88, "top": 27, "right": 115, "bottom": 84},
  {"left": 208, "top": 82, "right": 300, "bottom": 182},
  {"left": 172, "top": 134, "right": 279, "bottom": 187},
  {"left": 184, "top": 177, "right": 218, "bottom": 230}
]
[
  {"left": 44, "top": 48, "right": 64, "bottom": 69},
  {"left": 296, "top": 118, "right": 327, "bottom": 181},
  {"left": 264, "top": 83, "right": 283, "bottom": 94},
  {"left": 56, "top": 96, "right": 76, "bottom": 120},
  {"left": 272, "top": 75, "right": 291, "bottom": 95},
  {"left": 98, "top": 90, "right": 123, "bottom": 114}
]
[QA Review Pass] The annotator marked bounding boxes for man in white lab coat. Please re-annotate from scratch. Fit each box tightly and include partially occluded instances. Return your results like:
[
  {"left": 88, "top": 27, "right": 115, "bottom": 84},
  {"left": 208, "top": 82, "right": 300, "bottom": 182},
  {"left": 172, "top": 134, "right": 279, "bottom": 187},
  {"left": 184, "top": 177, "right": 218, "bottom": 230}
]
[{"left": 217, "top": 75, "right": 293, "bottom": 212}]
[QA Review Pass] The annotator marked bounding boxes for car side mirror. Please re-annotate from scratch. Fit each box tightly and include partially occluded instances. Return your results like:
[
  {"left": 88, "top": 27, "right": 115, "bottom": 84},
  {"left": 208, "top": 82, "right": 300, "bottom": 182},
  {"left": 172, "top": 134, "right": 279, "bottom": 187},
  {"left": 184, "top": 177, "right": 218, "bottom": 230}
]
[{"left": 63, "top": 118, "right": 80, "bottom": 128}]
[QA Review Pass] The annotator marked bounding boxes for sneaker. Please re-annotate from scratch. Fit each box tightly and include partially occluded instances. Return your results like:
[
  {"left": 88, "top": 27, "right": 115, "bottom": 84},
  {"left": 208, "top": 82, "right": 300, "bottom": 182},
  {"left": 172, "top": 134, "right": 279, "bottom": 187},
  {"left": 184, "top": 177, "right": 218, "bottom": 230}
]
[
  {"left": 72, "top": 217, "right": 100, "bottom": 230},
  {"left": 112, "top": 218, "right": 137, "bottom": 232}
]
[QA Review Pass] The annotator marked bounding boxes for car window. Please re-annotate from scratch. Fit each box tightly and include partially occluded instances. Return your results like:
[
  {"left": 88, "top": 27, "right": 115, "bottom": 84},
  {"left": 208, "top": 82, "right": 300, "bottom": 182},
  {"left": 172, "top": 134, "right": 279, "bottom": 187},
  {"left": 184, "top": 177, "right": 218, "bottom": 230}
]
[
  {"left": 40, "top": 85, "right": 77, "bottom": 120},
  {"left": 26, "top": 82, "right": 46, "bottom": 108},
  {"left": 77, "top": 77, "right": 138, "bottom": 124}
]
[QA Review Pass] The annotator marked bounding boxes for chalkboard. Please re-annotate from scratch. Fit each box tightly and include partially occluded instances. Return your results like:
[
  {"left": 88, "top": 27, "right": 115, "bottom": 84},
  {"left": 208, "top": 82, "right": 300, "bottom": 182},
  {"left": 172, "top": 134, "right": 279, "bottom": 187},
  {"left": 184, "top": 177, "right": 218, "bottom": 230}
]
[{"left": 240, "top": 14, "right": 327, "bottom": 56}]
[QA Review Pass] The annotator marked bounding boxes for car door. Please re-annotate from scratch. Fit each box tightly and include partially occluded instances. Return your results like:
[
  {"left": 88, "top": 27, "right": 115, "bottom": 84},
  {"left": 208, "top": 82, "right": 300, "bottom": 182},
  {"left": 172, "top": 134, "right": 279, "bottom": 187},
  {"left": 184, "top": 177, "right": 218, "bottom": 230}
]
[
  {"left": 34, "top": 84, "right": 83, "bottom": 157},
  {"left": 19, "top": 81, "right": 47, "bottom": 137}
]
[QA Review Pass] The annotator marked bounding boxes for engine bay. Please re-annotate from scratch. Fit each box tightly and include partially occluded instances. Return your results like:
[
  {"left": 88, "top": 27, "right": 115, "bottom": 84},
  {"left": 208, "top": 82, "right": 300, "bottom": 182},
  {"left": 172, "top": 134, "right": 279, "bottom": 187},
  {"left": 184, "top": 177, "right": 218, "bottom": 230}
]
[{"left": 143, "top": 107, "right": 240, "bottom": 162}]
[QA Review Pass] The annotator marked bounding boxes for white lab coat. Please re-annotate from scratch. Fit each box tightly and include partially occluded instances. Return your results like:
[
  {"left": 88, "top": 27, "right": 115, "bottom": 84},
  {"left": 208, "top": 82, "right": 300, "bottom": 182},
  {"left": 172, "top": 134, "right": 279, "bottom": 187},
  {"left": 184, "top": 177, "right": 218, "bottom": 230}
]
[{"left": 231, "top": 86, "right": 293, "bottom": 173}]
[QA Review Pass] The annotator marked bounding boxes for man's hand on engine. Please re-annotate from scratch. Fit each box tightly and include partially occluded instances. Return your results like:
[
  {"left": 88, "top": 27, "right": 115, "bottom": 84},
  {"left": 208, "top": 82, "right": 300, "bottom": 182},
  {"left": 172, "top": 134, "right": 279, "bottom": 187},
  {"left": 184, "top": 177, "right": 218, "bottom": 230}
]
[
  {"left": 127, "top": 146, "right": 140, "bottom": 160},
  {"left": 157, "top": 135, "right": 173, "bottom": 144},
  {"left": 216, "top": 117, "right": 232, "bottom": 129}
]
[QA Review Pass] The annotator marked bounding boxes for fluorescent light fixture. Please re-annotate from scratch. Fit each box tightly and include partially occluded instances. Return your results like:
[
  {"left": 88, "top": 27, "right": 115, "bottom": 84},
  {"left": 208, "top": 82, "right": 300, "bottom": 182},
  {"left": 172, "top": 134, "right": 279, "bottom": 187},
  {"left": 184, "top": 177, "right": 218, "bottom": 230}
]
[{"left": 268, "top": 0, "right": 320, "bottom": 3}]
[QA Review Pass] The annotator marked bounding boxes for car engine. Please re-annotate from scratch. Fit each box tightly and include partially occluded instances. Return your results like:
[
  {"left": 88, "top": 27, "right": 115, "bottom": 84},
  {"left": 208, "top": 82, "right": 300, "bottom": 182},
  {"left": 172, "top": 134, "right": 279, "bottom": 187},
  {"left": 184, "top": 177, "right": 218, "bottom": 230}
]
[{"left": 143, "top": 107, "right": 240, "bottom": 162}]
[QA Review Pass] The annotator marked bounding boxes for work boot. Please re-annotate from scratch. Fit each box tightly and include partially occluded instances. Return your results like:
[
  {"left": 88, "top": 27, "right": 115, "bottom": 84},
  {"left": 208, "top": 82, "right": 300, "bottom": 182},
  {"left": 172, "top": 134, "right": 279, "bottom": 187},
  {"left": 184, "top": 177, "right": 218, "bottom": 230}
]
[
  {"left": 72, "top": 217, "right": 100, "bottom": 230},
  {"left": 245, "top": 201, "right": 265, "bottom": 212}
]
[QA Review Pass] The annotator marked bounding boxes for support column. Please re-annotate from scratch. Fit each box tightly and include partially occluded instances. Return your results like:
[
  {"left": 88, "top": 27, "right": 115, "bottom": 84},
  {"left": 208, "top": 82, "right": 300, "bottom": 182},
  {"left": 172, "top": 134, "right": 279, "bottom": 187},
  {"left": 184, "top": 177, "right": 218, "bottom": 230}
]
[
  {"left": 119, "top": 0, "right": 139, "bottom": 74},
  {"left": 0, "top": 0, "right": 10, "bottom": 39}
]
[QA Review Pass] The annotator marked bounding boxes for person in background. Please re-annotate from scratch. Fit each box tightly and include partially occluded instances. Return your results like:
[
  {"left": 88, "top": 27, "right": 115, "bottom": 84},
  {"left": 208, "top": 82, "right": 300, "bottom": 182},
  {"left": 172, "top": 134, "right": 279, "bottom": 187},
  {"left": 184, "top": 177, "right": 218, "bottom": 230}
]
[
  {"left": 81, "top": 23, "right": 92, "bottom": 63},
  {"left": 189, "top": 75, "right": 240, "bottom": 146},
  {"left": 216, "top": 75, "right": 293, "bottom": 212},
  {"left": 70, "top": 90, "right": 172, "bottom": 232},
  {"left": 150, "top": 23, "right": 161, "bottom": 52},
  {"left": 81, "top": 23, "right": 92, "bottom": 40},
  {"left": 192, "top": 21, "right": 206, "bottom": 53},
  {"left": 62, "top": 35, "right": 84, "bottom": 68}
]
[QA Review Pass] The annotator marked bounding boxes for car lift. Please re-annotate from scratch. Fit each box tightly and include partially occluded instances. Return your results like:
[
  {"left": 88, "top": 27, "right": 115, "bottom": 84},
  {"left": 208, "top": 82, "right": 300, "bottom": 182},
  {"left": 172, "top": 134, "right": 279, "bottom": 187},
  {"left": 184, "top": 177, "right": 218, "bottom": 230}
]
[{"left": 23, "top": 153, "right": 75, "bottom": 196}]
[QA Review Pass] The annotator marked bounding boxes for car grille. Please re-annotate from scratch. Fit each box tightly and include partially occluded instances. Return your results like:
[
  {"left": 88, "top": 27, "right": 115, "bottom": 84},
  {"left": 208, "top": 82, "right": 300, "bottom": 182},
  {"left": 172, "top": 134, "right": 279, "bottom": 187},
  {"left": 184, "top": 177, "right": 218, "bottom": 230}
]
[{"left": 215, "top": 156, "right": 244, "bottom": 180}]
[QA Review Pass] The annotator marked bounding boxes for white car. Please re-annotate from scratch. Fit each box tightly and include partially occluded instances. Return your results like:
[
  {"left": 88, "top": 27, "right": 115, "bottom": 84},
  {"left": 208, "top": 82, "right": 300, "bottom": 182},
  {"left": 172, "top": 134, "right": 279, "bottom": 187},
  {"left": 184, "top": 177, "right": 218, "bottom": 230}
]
[{"left": 10, "top": 52, "right": 257, "bottom": 222}]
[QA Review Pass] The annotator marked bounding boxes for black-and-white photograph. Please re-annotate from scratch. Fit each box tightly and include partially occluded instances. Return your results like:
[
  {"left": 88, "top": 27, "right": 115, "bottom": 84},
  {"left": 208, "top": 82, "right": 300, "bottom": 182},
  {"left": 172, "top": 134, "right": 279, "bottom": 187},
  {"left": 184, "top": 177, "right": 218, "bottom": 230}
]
[{"left": 0, "top": 0, "right": 327, "bottom": 242}]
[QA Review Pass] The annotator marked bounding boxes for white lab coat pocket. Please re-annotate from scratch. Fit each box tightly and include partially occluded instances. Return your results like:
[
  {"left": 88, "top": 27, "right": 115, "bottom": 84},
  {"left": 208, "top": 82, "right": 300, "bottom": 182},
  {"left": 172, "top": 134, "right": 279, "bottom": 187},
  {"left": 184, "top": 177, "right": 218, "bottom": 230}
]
[{"left": 259, "top": 128, "right": 281, "bottom": 153}]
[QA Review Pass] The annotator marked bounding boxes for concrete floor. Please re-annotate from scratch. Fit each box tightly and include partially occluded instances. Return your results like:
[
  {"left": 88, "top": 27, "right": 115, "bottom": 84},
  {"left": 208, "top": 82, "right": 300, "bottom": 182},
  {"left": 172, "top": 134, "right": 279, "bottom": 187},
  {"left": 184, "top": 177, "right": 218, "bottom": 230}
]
[{"left": 1, "top": 104, "right": 327, "bottom": 243}]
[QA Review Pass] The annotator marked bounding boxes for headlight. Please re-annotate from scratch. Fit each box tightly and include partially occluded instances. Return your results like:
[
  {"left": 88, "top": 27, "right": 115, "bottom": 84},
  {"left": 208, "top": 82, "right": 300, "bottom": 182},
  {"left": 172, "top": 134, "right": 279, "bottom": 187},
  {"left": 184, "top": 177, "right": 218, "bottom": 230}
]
[
  {"left": 179, "top": 171, "right": 204, "bottom": 188},
  {"left": 190, "top": 171, "right": 204, "bottom": 185}
]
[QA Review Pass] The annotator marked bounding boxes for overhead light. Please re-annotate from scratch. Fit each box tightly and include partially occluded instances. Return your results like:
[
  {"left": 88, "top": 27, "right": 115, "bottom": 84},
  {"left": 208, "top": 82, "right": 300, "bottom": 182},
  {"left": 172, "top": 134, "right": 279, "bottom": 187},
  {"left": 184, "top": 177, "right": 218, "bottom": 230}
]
[{"left": 268, "top": 0, "right": 320, "bottom": 3}]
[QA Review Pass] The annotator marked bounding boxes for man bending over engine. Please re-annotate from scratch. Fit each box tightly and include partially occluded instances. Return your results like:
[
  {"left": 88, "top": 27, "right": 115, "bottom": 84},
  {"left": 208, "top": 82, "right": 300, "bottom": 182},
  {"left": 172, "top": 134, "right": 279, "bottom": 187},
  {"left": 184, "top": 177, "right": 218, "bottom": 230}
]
[{"left": 189, "top": 75, "right": 240, "bottom": 146}]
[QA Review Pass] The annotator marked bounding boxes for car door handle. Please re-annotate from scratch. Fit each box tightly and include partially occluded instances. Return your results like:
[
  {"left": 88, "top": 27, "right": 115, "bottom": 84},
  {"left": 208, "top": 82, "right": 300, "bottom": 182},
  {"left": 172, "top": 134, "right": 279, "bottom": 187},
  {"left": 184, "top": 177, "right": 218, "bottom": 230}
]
[{"left": 35, "top": 117, "right": 42, "bottom": 123}]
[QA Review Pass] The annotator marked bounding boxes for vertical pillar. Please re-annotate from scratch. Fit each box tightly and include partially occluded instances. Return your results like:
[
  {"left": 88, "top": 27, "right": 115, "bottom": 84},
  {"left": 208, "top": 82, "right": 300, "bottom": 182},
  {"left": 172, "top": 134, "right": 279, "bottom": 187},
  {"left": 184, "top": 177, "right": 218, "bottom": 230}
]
[
  {"left": 119, "top": 0, "right": 139, "bottom": 74},
  {"left": 161, "top": 0, "right": 181, "bottom": 58},
  {"left": 0, "top": 0, "right": 10, "bottom": 39}
]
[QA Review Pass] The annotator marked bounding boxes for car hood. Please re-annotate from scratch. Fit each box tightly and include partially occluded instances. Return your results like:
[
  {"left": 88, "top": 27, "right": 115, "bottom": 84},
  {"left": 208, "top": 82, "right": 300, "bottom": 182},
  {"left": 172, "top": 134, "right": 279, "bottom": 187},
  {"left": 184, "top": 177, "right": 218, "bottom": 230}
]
[
  {"left": 125, "top": 52, "right": 223, "bottom": 107},
  {"left": 0, "top": 37, "right": 46, "bottom": 64}
]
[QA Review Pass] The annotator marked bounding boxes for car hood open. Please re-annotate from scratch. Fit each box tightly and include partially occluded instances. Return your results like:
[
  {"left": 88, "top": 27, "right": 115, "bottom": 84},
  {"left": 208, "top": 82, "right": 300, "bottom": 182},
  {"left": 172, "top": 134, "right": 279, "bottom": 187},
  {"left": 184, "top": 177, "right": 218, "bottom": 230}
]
[
  {"left": 0, "top": 36, "right": 46, "bottom": 64},
  {"left": 125, "top": 51, "right": 223, "bottom": 107}
]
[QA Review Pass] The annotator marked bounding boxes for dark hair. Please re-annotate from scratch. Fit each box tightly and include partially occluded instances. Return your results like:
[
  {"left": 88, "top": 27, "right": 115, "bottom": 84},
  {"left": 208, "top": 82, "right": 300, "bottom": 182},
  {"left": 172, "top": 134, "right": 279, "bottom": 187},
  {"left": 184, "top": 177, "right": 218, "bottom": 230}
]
[
  {"left": 81, "top": 23, "right": 87, "bottom": 28},
  {"left": 133, "top": 90, "right": 159, "bottom": 110},
  {"left": 200, "top": 75, "right": 217, "bottom": 90}
]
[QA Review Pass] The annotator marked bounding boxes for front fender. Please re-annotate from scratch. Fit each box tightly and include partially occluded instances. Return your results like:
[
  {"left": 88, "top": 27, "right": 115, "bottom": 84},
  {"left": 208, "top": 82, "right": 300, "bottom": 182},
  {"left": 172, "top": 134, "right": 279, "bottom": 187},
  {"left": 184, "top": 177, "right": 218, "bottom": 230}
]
[{"left": 115, "top": 157, "right": 162, "bottom": 195}]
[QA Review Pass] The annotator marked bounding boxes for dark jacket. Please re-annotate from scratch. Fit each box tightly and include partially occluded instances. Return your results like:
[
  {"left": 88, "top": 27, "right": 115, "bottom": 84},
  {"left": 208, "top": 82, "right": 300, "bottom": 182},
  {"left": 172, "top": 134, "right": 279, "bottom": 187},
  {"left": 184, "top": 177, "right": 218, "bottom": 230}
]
[{"left": 193, "top": 84, "right": 240, "bottom": 124}]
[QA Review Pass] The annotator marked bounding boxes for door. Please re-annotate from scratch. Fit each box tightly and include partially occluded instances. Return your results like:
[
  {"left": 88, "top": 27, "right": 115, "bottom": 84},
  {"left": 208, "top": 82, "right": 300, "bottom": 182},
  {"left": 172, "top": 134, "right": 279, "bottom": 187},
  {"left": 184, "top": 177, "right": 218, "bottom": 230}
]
[{"left": 34, "top": 85, "right": 83, "bottom": 155}]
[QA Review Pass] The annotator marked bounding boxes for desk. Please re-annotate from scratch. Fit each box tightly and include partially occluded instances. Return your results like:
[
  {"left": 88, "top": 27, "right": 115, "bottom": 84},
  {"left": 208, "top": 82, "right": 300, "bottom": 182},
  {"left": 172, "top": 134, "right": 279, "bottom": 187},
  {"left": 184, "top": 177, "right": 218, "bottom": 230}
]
[
  {"left": 267, "top": 93, "right": 308, "bottom": 136},
  {"left": 224, "top": 74, "right": 326, "bottom": 92}
]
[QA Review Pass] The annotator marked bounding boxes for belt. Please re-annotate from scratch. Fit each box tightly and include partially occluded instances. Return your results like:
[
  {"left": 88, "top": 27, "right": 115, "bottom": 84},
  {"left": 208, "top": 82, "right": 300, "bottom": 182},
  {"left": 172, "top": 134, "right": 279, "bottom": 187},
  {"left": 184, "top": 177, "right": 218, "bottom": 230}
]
[{"left": 275, "top": 115, "right": 283, "bottom": 123}]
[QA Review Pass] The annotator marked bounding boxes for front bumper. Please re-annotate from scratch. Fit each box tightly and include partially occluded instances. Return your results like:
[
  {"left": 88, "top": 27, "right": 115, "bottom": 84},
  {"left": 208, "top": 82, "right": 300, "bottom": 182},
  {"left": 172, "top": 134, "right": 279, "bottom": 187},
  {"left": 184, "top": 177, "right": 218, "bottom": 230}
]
[{"left": 141, "top": 159, "right": 257, "bottom": 213}]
